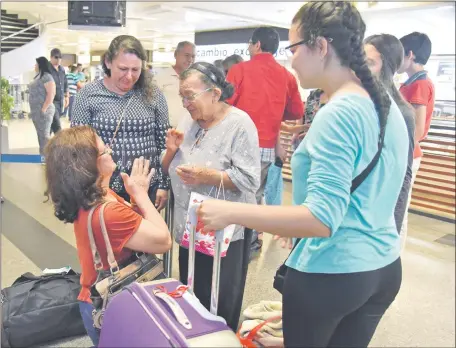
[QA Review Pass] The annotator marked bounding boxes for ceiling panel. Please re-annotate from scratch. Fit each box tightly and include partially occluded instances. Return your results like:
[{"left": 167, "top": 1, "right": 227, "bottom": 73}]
[{"left": 1, "top": 1, "right": 451, "bottom": 55}]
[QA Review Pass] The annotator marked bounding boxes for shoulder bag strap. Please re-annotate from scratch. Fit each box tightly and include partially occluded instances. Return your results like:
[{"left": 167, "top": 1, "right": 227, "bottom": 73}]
[
  {"left": 87, "top": 204, "right": 104, "bottom": 271},
  {"left": 350, "top": 127, "right": 385, "bottom": 194},
  {"left": 98, "top": 202, "right": 120, "bottom": 275},
  {"left": 290, "top": 127, "right": 386, "bottom": 252},
  {"left": 87, "top": 202, "right": 120, "bottom": 275}
]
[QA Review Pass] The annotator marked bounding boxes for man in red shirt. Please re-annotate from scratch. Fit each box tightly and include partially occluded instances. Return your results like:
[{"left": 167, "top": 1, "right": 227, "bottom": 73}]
[
  {"left": 226, "top": 27, "right": 304, "bottom": 253},
  {"left": 398, "top": 32, "right": 435, "bottom": 249}
]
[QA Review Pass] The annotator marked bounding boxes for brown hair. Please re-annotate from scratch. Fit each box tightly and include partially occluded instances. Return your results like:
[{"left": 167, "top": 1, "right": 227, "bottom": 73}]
[
  {"left": 44, "top": 126, "right": 105, "bottom": 223},
  {"left": 293, "top": 2, "right": 391, "bottom": 143},
  {"left": 102, "top": 35, "right": 155, "bottom": 103}
]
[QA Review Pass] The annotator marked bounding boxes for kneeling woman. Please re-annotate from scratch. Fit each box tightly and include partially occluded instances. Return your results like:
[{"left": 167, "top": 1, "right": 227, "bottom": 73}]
[{"left": 44, "top": 126, "right": 172, "bottom": 346}]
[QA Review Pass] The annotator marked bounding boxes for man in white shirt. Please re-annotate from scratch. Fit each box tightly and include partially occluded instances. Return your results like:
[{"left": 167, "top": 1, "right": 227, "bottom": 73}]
[{"left": 154, "top": 41, "right": 196, "bottom": 127}]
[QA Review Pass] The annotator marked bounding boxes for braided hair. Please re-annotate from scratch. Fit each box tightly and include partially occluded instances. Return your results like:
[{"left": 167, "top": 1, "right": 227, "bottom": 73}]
[{"left": 292, "top": 1, "right": 391, "bottom": 140}]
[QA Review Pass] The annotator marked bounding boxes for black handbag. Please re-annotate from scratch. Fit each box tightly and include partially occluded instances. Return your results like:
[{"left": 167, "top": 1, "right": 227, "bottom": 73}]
[
  {"left": 87, "top": 202, "right": 166, "bottom": 329},
  {"left": 274, "top": 129, "right": 386, "bottom": 294},
  {"left": 1, "top": 270, "right": 85, "bottom": 347}
]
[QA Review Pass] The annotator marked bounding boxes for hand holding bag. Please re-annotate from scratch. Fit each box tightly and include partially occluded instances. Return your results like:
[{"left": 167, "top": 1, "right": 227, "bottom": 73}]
[
  {"left": 87, "top": 202, "right": 166, "bottom": 329},
  {"left": 181, "top": 173, "right": 236, "bottom": 258}
]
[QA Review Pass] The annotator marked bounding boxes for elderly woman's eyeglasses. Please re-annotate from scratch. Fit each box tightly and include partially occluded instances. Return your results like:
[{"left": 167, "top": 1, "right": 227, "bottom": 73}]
[{"left": 180, "top": 88, "right": 212, "bottom": 104}]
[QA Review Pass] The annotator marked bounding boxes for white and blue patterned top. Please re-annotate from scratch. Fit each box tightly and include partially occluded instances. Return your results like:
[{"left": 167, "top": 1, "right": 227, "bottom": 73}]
[{"left": 71, "top": 80, "right": 171, "bottom": 192}]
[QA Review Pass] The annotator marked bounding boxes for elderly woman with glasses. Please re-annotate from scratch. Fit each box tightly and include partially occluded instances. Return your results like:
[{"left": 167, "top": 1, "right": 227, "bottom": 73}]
[{"left": 161, "top": 62, "right": 261, "bottom": 331}]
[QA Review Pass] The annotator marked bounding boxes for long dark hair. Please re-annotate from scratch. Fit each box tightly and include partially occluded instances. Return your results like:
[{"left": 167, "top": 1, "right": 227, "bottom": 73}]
[
  {"left": 36, "top": 56, "right": 52, "bottom": 78},
  {"left": 292, "top": 2, "right": 391, "bottom": 139},
  {"left": 102, "top": 35, "right": 154, "bottom": 102},
  {"left": 44, "top": 126, "right": 105, "bottom": 223},
  {"left": 364, "top": 34, "right": 414, "bottom": 115}
]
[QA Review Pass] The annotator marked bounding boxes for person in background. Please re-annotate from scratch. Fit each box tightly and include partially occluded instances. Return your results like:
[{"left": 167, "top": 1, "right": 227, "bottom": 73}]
[
  {"left": 154, "top": 41, "right": 196, "bottom": 127},
  {"left": 226, "top": 27, "right": 304, "bottom": 254},
  {"left": 71, "top": 35, "right": 171, "bottom": 212},
  {"left": 222, "top": 54, "right": 244, "bottom": 76},
  {"left": 49, "top": 48, "right": 69, "bottom": 134},
  {"left": 213, "top": 59, "right": 224, "bottom": 73},
  {"left": 197, "top": 2, "right": 408, "bottom": 346},
  {"left": 365, "top": 34, "right": 416, "bottom": 248},
  {"left": 397, "top": 32, "right": 435, "bottom": 247},
  {"left": 65, "top": 65, "right": 83, "bottom": 121},
  {"left": 44, "top": 126, "right": 172, "bottom": 346},
  {"left": 82, "top": 67, "right": 90, "bottom": 83},
  {"left": 28, "top": 57, "right": 56, "bottom": 164},
  {"left": 281, "top": 89, "right": 329, "bottom": 151},
  {"left": 147, "top": 63, "right": 154, "bottom": 76},
  {"left": 76, "top": 63, "right": 85, "bottom": 84},
  {"left": 161, "top": 62, "right": 260, "bottom": 331}
]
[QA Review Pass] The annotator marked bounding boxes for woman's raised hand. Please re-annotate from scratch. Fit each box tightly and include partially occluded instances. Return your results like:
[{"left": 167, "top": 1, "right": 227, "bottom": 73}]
[
  {"left": 120, "top": 157, "right": 155, "bottom": 199},
  {"left": 166, "top": 129, "right": 184, "bottom": 152}
]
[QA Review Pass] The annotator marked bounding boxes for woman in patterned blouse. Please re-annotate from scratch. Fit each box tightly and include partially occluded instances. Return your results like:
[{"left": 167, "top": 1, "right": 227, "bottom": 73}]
[
  {"left": 71, "top": 35, "right": 170, "bottom": 210},
  {"left": 281, "top": 89, "right": 329, "bottom": 150}
]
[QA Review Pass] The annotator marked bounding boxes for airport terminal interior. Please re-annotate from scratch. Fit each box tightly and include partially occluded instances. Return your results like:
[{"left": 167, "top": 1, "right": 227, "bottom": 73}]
[{"left": 1, "top": 1, "right": 455, "bottom": 347}]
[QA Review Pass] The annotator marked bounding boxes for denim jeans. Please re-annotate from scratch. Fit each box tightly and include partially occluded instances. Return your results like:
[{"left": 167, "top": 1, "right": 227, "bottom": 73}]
[{"left": 79, "top": 301, "right": 100, "bottom": 347}]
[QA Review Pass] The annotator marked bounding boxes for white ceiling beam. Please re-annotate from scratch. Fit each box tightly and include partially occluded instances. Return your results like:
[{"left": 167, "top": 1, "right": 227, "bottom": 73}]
[{"left": 181, "top": 6, "right": 291, "bottom": 29}]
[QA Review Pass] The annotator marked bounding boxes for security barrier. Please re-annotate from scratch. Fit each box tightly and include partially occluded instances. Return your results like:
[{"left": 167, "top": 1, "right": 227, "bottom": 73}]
[{"left": 8, "top": 84, "right": 30, "bottom": 119}]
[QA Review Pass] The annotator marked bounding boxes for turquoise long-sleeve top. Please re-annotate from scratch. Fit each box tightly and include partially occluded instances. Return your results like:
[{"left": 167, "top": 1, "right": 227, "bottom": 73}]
[{"left": 286, "top": 94, "right": 408, "bottom": 274}]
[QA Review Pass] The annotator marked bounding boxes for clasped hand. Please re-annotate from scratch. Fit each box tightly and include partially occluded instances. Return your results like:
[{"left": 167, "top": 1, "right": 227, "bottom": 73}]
[
  {"left": 120, "top": 157, "right": 155, "bottom": 198},
  {"left": 176, "top": 165, "right": 213, "bottom": 186}
]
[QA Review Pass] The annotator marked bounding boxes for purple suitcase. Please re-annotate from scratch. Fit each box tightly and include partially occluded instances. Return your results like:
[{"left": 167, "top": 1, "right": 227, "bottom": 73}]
[{"left": 98, "top": 203, "right": 241, "bottom": 347}]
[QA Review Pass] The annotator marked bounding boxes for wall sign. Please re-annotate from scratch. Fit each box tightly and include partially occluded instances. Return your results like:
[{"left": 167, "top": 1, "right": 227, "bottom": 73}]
[{"left": 196, "top": 41, "right": 290, "bottom": 62}]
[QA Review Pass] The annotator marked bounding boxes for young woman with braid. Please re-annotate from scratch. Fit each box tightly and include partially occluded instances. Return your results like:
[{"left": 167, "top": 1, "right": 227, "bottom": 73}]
[{"left": 197, "top": 2, "right": 408, "bottom": 347}]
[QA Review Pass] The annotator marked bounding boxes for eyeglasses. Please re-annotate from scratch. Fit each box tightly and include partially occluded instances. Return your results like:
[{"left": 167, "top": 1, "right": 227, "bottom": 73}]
[
  {"left": 53, "top": 56, "right": 62, "bottom": 59},
  {"left": 180, "top": 88, "right": 212, "bottom": 104},
  {"left": 285, "top": 37, "right": 334, "bottom": 55}
]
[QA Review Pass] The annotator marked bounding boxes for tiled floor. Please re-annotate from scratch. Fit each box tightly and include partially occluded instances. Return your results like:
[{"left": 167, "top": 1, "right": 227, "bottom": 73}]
[{"left": 1, "top": 119, "right": 455, "bottom": 347}]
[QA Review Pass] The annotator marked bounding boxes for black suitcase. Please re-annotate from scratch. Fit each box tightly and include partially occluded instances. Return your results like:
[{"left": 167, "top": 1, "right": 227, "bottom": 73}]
[{"left": 1, "top": 270, "right": 86, "bottom": 347}]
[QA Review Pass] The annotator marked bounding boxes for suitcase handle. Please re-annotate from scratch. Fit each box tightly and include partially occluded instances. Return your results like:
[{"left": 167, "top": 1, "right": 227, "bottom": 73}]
[
  {"left": 153, "top": 289, "right": 192, "bottom": 330},
  {"left": 187, "top": 202, "right": 223, "bottom": 316}
]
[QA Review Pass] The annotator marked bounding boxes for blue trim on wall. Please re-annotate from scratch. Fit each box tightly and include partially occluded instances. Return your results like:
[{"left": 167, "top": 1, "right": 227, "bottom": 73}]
[{"left": 1, "top": 154, "right": 41, "bottom": 163}]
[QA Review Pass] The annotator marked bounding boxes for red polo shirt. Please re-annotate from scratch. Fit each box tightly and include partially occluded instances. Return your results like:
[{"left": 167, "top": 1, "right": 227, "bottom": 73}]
[
  {"left": 226, "top": 53, "right": 303, "bottom": 148},
  {"left": 399, "top": 72, "right": 435, "bottom": 159}
]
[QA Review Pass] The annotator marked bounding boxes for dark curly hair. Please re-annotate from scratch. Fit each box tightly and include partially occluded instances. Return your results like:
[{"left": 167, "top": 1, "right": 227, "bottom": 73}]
[
  {"left": 292, "top": 1, "right": 391, "bottom": 140},
  {"left": 102, "top": 35, "right": 155, "bottom": 103},
  {"left": 44, "top": 126, "right": 105, "bottom": 223},
  {"left": 180, "top": 62, "right": 234, "bottom": 102}
]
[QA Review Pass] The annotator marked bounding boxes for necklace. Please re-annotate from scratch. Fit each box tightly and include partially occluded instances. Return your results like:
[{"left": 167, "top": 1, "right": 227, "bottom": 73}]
[{"left": 190, "top": 128, "right": 208, "bottom": 154}]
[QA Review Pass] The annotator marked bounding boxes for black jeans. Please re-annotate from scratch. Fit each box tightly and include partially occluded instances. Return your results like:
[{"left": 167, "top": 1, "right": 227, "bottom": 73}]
[
  {"left": 283, "top": 258, "right": 402, "bottom": 348},
  {"left": 50, "top": 100, "right": 62, "bottom": 135},
  {"left": 178, "top": 228, "right": 252, "bottom": 331}
]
